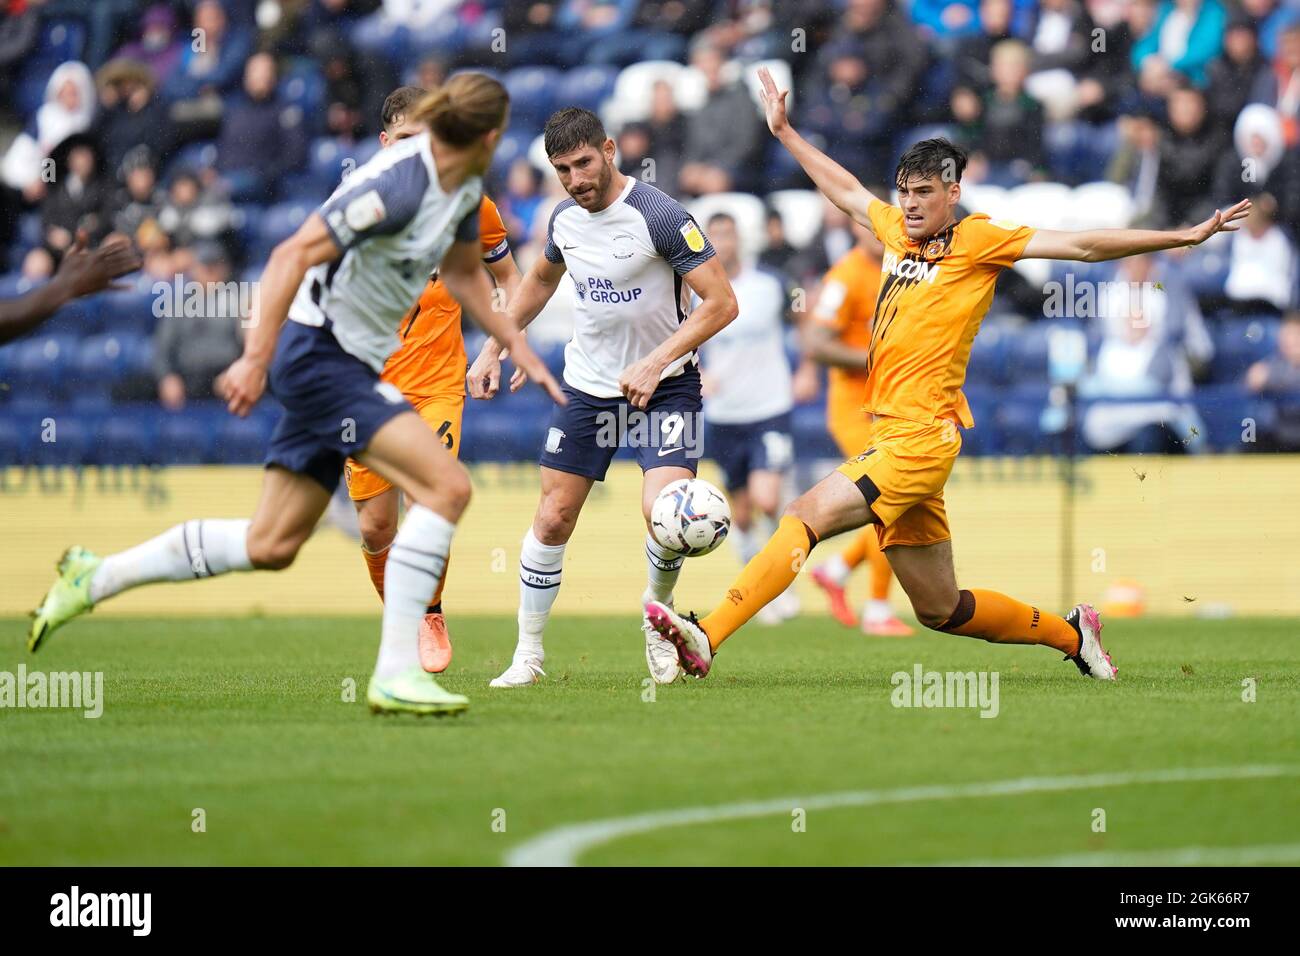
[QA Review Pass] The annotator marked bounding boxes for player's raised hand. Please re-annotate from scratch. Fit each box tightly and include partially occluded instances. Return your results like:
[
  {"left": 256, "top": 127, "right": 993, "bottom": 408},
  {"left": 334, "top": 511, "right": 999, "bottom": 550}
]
[
  {"left": 217, "top": 355, "right": 267, "bottom": 417},
  {"left": 1185, "top": 199, "right": 1252, "bottom": 246},
  {"left": 466, "top": 341, "right": 503, "bottom": 399},
  {"left": 619, "top": 355, "right": 663, "bottom": 410},
  {"left": 757, "top": 66, "right": 790, "bottom": 137},
  {"left": 504, "top": 334, "right": 566, "bottom": 406}
]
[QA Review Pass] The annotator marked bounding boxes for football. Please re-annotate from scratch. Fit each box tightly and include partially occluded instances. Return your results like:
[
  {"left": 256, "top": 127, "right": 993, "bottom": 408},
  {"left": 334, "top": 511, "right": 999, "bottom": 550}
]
[{"left": 650, "top": 478, "right": 732, "bottom": 557}]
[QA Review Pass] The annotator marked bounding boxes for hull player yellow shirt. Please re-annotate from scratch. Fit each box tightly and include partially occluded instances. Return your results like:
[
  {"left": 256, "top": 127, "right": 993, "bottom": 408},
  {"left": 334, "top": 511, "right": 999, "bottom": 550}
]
[{"left": 864, "top": 198, "right": 1035, "bottom": 428}]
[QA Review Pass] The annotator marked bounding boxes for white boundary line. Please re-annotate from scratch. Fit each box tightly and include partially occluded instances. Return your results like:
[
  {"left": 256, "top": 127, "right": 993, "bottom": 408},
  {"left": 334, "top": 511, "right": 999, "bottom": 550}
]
[
  {"left": 927, "top": 843, "right": 1300, "bottom": 867},
  {"left": 503, "top": 765, "right": 1300, "bottom": 867}
]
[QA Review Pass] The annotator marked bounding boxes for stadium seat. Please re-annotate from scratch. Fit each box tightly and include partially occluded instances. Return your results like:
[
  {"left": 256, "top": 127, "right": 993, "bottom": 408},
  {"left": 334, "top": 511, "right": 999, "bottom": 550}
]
[
  {"left": 33, "top": 19, "right": 87, "bottom": 64},
  {"left": 159, "top": 408, "right": 217, "bottom": 464},
  {"left": 259, "top": 201, "right": 314, "bottom": 249},
  {"left": 1070, "top": 181, "right": 1135, "bottom": 230},
  {"left": 504, "top": 67, "right": 561, "bottom": 125},
  {"left": 278, "top": 172, "right": 333, "bottom": 205},
  {"left": 1193, "top": 383, "right": 1255, "bottom": 451},
  {"left": 740, "top": 59, "right": 793, "bottom": 115},
  {"left": 98, "top": 286, "right": 158, "bottom": 337},
  {"left": 214, "top": 414, "right": 272, "bottom": 464},
  {"left": 789, "top": 404, "right": 839, "bottom": 460},
  {"left": 1210, "top": 316, "right": 1280, "bottom": 383},
  {"left": 557, "top": 65, "right": 618, "bottom": 113},
  {"left": 75, "top": 333, "right": 133, "bottom": 389},
  {"left": 607, "top": 61, "right": 686, "bottom": 126},
  {"left": 491, "top": 126, "right": 534, "bottom": 174},
  {"left": 766, "top": 190, "right": 823, "bottom": 249},
  {"left": 12, "top": 335, "right": 78, "bottom": 398},
  {"left": 278, "top": 61, "right": 326, "bottom": 117},
  {"left": 1007, "top": 182, "right": 1074, "bottom": 232},
  {"left": 0, "top": 416, "right": 28, "bottom": 465},
  {"left": 959, "top": 183, "right": 1010, "bottom": 220},
  {"left": 688, "top": 193, "right": 767, "bottom": 256},
  {"left": 25, "top": 411, "right": 89, "bottom": 466},
  {"left": 966, "top": 321, "right": 1010, "bottom": 385},
  {"left": 90, "top": 409, "right": 158, "bottom": 465},
  {"left": 164, "top": 140, "right": 219, "bottom": 179}
]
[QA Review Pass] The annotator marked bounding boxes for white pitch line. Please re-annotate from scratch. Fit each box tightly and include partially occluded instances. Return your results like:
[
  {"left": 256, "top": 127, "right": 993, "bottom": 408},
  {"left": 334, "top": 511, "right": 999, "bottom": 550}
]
[
  {"left": 504, "top": 764, "right": 1300, "bottom": 867},
  {"left": 926, "top": 843, "right": 1300, "bottom": 867}
]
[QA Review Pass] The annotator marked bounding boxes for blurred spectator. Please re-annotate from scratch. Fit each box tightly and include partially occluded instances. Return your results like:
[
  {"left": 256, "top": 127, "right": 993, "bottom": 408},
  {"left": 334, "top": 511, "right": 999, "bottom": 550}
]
[
  {"left": 0, "top": 0, "right": 39, "bottom": 124},
  {"left": 1080, "top": 255, "right": 1209, "bottom": 453},
  {"left": 758, "top": 206, "right": 800, "bottom": 281},
  {"left": 956, "top": 39, "right": 1046, "bottom": 185},
  {"left": 1224, "top": 193, "right": 1295, "bottom": 313},
  {"left": 216, "top": 52, "right": 307, "bottom": 202},
  {"left": 412, "top": 55, "right": 447, "bottom": 93},
  {"left": 582, "top": 0, "right": 714, "bottom": 66},
  {"left": 952, "top": 0, "right": 1016, "bottom": 95},
  {"left": 1131, "top": 0, "right": 1227, "bottom": 89},
  {"left": 1251, "top": 19, "right": 1300, "bottom": 147},
  {"left": 1107, "top": 106, "right": 1163, "bottom": 223},
  {"left": 1245, "top": 311, "right": 1300, "bottom": 450},
  {"left": 1073, "top": 0, "right": 1136, "bottom": 121},
  {"left": 311, "top": 30, "right": 365, "bottom": 140},
  {"left": 1154, "top": 83, "right": 1221, "bottom": 227},
  {"left": 502, "top": 1, "right": 563, "bottom": 66},
  {"left": 167, "top": 0, "right": 254, "bottom": 102},
  {"left": 157, "top": 167, "right": 234, "bottom": 251},
  {"left": 678, "top": 38, "right": 763, "bottom": 195},
  {"left": 153, "top": 241, "right": 244, "bottom": 410},
  {"left": 643, "top": 79, "right": 686, "bottom": 194},
  {"left": 500, "top": 157, "right": 543, "bottom": 247},
  {"left": 110, "top": 147, "right": 164, "bottom": 245},
  {"left": 789, "top": 196, "right": 854, "bottom": 283},
  {"left": 1, "top": 61, "right": 96, "bottom": 196},
  {"left": 909, "top": 0, "right": 983, "bottom": 40},
  {"left": 802, "top": 42, "right": 896, "bottom": 177},
  {"left": 616, "top": 121, "right": 653, "bottom": 180},
  {"left": 1241, "top": 0, "right": 1294, "bottom": 59},
  {"left": 1206, "top": 17, "right": 1269, "bottom": 129},
  {"left": 41, "top": 137, "right": 111, "bottom": 254},
  {"left": 21, "top": 246, "right": 55, "bottom": 281},
  {"left": 95, "top": 58, "right": 179, "bottom": 179},
  {"left": 1213, "top": 103, "right": 1285, "bottom": 207},
  {"left": 114, "top": 4, "right": 185, "bottom": 89},
  {"left": 557, "top": 0, "right": 639, "bottom": 66},
  {"left": 1023, "top": 0, "right": 1096, "bottom": 121},
  {"left": 838, "top": 0, "right": 927, "bottom": 120}
]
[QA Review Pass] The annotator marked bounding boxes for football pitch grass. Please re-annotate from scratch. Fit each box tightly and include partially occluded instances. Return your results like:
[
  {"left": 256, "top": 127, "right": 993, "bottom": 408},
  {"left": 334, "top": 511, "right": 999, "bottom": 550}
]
[{"left": 2, "top": 614, "right": 1297, "bottom": 866}]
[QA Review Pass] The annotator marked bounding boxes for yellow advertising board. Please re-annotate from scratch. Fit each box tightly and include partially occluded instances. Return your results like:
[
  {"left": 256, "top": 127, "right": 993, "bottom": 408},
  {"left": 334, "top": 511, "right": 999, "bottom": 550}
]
[{"left": 2, "top": 456, "right": 1298, "bottom": 618}]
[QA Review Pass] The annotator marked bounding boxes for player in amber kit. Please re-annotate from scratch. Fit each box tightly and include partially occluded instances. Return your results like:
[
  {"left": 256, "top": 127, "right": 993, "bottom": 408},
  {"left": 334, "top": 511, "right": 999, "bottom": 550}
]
[
  {"left": 803, "top": 219, "right": 911, "bottom": 636},
  {"left": 344, "top": 87, "right": 521, "bottom": 673},
  {"left": 645, "top": 67, "right": 1251, "bottom": 682}
]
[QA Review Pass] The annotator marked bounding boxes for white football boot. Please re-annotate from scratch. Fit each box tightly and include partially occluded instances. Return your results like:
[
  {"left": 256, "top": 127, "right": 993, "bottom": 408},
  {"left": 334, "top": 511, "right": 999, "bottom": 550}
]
[
  {"left": 643, "top": 612, "right": 684, "bottom": 684},
  {"left": 489, "top": 654, "right": 547, "bottom": 688},
  {"left": 1064, "top": 603, "right": 1117, "bottom": 680},
  {"left": 644, "top": 600, "right": 713, "bottom": 678}
]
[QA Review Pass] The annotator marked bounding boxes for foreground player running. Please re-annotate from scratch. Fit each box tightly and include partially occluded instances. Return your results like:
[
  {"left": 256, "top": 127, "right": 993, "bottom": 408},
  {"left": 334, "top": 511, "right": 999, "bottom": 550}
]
[
  {"left": 28, "top": 75, "right": 564, "bottom": 715},
  {"left": 804, "top": 220, "right": 912, "bottom": 636},
  {"left": 645, "top": 67, "right": 1250, "bottom": 681},
  {"left": 343, "top": 85, "right": 522, "bottom": 674},
  {"left": 466, "top": 107, "right": 737, "bottom": 687}
]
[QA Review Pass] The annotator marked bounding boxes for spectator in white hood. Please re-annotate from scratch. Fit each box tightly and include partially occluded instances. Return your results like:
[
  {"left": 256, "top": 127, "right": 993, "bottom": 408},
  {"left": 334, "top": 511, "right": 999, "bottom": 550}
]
[{"left": 1, "top": 61, "right": 96, "bottom": 194}]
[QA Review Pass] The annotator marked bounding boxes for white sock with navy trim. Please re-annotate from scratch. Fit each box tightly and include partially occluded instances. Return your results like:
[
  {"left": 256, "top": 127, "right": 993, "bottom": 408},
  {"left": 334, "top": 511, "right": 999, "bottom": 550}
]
[
  {"left": 643, "top": 532, "right": 685, "bottom": 606},
  {"left": 89, "top": 519, "right": 252, "bottom": 603},
  {"left": 517, "top": 527, "right": 565, "bottom": 661},
  {"left": 375, "top": 505, "right": 454, "bottom": 680}
]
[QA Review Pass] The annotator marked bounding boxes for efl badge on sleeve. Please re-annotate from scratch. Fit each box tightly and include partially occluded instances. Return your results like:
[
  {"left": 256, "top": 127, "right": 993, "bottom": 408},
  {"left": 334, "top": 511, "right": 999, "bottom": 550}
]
[{"left": 680, "top": 221, "right": 706, "bottom": 253}]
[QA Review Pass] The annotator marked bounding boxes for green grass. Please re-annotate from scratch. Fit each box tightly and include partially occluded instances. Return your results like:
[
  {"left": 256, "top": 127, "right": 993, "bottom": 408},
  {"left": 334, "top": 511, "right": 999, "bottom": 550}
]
[{"left": 1, "top": 614, "right": 1298, "bottom": 865}]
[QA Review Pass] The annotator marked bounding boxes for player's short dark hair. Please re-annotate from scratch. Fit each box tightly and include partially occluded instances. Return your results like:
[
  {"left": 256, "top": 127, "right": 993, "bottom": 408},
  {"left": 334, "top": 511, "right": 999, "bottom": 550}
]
[
  {"left": 707, "top": 212, "right": 736, "bottom": 230},
  {"left": 894, "top": 138, "right": 967, "bottom": 189},
  {"left": 543, "top": 107, "right": 607, "bottom": 158},
  {"left": 382, "top": 85, "right": 428, "bottom": 131}
]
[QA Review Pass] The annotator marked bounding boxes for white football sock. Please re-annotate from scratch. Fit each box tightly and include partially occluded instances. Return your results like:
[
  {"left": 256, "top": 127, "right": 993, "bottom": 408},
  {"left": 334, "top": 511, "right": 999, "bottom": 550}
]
[
  {"left": 517, "top": 527, "right": 565, "bottom": 661},
  {"left": 89, "top": 519, "right": 252, "bottom": 603},
  {"left": 821, "top": 553, "right": 851, "bottom": 586},
  {"left": 375, "top": 505, "right": 454, "bottom": 680},
  {"left": 643, "top": 532, "right": 685, "bottom": 606},
  {"left": 864, "top": 598, "right": 894, "bottom": 624}
]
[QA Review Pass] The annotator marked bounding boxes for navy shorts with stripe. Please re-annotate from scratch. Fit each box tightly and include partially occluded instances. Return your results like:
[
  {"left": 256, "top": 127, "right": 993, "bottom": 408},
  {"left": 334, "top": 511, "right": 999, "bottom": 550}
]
[
  {"left": 264, "top": 320, "right": 413, "bottom": 492},
  {"left": 539, "top": 366, "right": 703, "bottom": 481},
  {"left": 705, "top": 411, "right": 795, "bottom": 492}
]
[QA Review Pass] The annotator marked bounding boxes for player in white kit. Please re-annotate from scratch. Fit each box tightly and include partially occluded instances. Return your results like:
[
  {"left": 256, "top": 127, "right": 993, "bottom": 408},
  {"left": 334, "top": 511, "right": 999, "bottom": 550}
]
[
  {"left": 28, "top": 76, "right": 564, "bottom": 715},
  {"left": 696, "top": 212, "right": 800, "bottom": 624},
  {"left": 466, "top": 107, "right": 738, "bottom": 687}
]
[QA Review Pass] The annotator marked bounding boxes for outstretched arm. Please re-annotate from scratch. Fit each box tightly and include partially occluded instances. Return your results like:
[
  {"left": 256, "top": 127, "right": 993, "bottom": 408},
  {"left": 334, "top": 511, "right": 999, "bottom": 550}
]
[
  {"left": 1020, "top": 200, "right": 1252, "bottom": 262},
  {"left": 0, "top": 232, "right": 141, "bottom": 345},
  {"left": 757, "top": 67, "right": 879, "bottom": 231}
]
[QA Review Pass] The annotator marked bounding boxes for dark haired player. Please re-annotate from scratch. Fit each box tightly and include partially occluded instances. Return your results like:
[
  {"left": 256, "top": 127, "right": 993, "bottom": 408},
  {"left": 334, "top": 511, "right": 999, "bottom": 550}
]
[
  {"left": 466, "top": 107, "right": 738, "bottom": 687},
  {"left": 645, "top": 67, "right": 1251, "bottom": 682}
]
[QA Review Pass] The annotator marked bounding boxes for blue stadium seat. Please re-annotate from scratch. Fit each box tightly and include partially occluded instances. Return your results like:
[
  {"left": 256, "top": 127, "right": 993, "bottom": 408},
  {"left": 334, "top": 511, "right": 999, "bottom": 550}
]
[
  {"left": 0, "top": 273, "right": 42, "bottom": 299},
  {"left": 214, "top": 414, "right": 272, "bottom": 464},
  {"left": 491, "top": 126, "right": 534, "bottom": 173},
  {"left": 13, "top": 335, "right": 78, "bottom": 397},
  {"left": 18, "top": 213, "right": 42, "bottom": 249},
  {"left": 1004, "top": 322, "right": 1052, "bottom": 384},
  {"left": 279, "top": 60, "right": 326, "bottom": 114},
  {"left": 557, "top": 65, "right": 618, "bottom": 112},
  {"left": 460, "top": 408, "right": 540, "bottom": 462},
  {"left": 98, "top": 287, "right": 158, "bottom": 337},
  {"left": 259, "top": 201, "right": 314, "bottom": 248},
  {"left": 966, "top": 323, "right": 1010, "bottom": 385},
  {"left": 90, "top": 409, "right": 158, "bottom": 465},
  {"left": 75, "top": 333, "right": 133, "bottom": 387},
  {"left": 159, "top": 409, "right": 215, "bottom": 464},
  {"left": 32, "top": 19, "right": 87, "bottom": 64},
  {"left": 278, "top": 172, "right": 333, "bottom": 204},
  {"left": 1210, "top": 316, "right": 1280, "bottom": 383},
  {"left": 309, "top": 137, "right": 355, "bottom": 184},
  {"left": 26, "top": 412, "right": 89, "bottom": 466},
  {"left": 505, "top": 67, "right": 561, "bottom": 124},
  {"left": 164, "top": 140, "right": 219, "bottom": 179},
  {"left": 42, "top": 294, "right": 105, "bottom": 337},
  {"left": 789, "top": 404, "right": 839, "bottom": 460}
]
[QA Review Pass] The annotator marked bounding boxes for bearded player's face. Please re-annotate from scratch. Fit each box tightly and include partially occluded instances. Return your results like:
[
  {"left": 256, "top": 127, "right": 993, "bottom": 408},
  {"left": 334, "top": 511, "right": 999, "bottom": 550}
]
[{"left": 550, "top": 141, "right": 615, "bottom": 211}]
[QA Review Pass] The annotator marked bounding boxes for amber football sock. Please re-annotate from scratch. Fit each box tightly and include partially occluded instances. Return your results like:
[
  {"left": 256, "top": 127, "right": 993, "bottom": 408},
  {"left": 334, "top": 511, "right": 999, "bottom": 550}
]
[
  {"left": 699, "top": 515, "right": 818, "bottom": 649},
  {"left": 840, "top": 528, "right": 870, "bottom": 570},
  {"left": 866, "top": 532, "right": 893, "bottom": 601},
  {"left": 937, "top": 588, "right": 1080, "bottom": 655},
  {"left": 362, "top": 544, "right": 389, "bottom": 603}
]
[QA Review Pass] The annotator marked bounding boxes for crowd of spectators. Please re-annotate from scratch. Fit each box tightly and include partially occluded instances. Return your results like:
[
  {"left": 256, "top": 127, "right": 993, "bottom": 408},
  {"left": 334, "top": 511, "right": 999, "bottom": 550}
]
[{"left": 1, "top": 0, "right": 1299, "bottom": 457}]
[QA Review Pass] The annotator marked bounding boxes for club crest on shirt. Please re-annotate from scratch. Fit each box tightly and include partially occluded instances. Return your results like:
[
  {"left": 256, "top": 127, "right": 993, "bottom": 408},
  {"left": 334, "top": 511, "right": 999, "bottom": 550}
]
[
  {"left": 923, "top": 238, "right": 945, "bottom": 259},
  {"left": 679, "top": 221, "right": 705, "bottom": 253},
  {"left": 612, "top": 234, "right": 636, "bottom": 259}
]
